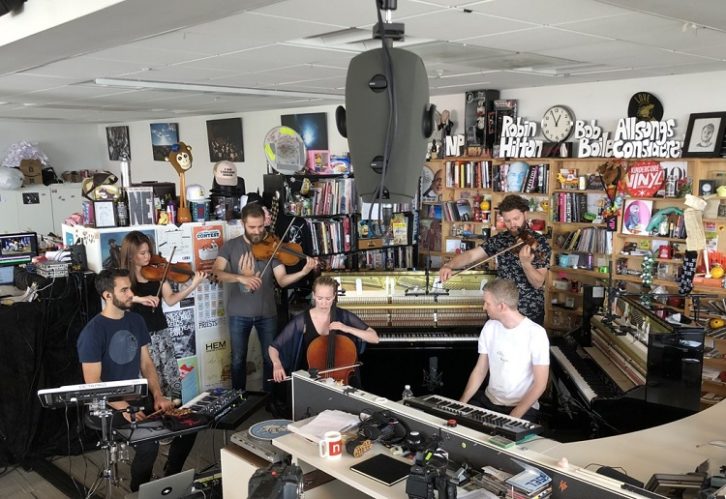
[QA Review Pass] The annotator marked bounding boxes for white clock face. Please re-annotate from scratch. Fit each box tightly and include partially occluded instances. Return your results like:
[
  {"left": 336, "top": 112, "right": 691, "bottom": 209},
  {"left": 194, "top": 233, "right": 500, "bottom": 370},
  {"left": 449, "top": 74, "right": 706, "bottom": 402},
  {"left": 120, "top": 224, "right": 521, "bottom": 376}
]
[{"left": 541, "top": 106, "right": 575, "bottom": 142}]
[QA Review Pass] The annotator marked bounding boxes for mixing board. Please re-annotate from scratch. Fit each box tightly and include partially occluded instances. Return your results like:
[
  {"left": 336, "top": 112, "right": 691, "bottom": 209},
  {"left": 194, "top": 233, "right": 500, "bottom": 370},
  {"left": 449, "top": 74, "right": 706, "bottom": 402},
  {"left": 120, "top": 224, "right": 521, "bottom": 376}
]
[{"left": 181, "top": 388, "right": 245, "bottom": 422}]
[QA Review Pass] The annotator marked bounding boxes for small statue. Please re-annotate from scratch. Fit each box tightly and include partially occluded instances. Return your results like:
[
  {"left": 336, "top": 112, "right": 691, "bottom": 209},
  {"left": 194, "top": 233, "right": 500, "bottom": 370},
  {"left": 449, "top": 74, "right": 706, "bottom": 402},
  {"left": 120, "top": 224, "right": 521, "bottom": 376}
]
[{"left": 166, "top": 142, "right": 193, "bottom": 223}]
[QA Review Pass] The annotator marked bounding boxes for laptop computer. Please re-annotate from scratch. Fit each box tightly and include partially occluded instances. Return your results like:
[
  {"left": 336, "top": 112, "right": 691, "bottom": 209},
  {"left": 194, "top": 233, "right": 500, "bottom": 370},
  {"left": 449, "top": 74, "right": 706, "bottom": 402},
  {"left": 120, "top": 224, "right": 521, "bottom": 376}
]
[{"left": 138, "top": 469, "right": 195, "bottom": 499}]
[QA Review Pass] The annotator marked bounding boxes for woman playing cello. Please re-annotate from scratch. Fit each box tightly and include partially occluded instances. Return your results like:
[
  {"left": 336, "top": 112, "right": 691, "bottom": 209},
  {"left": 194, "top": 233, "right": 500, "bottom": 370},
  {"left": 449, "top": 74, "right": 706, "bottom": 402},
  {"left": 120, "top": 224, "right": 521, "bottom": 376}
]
[{"left": 269, "top": 276, "right": 379, "bottom": 386}]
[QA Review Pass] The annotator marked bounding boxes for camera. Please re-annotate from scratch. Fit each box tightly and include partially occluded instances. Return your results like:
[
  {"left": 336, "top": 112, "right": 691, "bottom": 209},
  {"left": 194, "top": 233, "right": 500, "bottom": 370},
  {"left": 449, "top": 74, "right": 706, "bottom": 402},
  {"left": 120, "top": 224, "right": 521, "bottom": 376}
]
[
  {"left": 247, "top": 461, "right": 303, "bottom": 499},
  {"left": 405, "top": 447, "right": 457, "bottom": 499}
]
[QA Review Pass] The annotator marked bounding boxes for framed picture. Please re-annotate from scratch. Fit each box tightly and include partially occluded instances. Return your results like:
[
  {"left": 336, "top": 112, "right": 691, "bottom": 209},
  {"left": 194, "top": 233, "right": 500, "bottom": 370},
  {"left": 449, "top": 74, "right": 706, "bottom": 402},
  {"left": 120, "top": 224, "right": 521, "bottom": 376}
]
[
  {"left": 206, "top": 117, "right": 244, "bottom": 162},
  {"left": 621, "top": 199, "right": 653, "bottom": 236},
  {"left": 683, "top": 112, "right": 726, "bottom": 157},
  {"left": 150, "top": 123, "right": 179, "bottom": 161},
  {"left": 106, "top": 125, "right": 130, "bottom": 161},
  {"left": 699, "top": 179, "right": 717, "bottom": 196},
  {"left": 281, "top": 112, "right": 328, "bottom": 150},
  {"left": 94, "top": 201, "right": 117, "bottom": 228}
]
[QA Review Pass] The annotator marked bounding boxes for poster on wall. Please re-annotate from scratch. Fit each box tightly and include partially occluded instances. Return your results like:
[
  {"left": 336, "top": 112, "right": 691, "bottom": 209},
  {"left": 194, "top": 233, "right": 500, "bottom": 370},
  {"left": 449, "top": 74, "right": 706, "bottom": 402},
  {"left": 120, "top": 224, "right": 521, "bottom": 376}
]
[
  {"left": 156, "top": 225, "right": 193, "bottom": 264},
  {"left": 192, "top": 224, "right": 224, "bottom": 273},
  {"left": 150, "top": 123, "right": 180, "bottom": 161},
  {"left": 166, "top": 307, "right": 196, "bottom": 358},
  {"left": 206, "top": 117, "right": 244, "bottom": 162},
  {"left": 195, "top": 281, "right": 225, "bottom": 329},
  {"left": 621, "top": 199, "right": 653, "bottom": 236},
  {"left": 106, "top": 125, "right": 131, "bottom": 160},
  {"left": 281, "top": 112, "right": 328, "bottom": 150},
  {"left": 198, "top": 328, "right": 232, "bottom": 390},
  {"left": 100, "top": 228, "right": 155, "bottom": 269}
]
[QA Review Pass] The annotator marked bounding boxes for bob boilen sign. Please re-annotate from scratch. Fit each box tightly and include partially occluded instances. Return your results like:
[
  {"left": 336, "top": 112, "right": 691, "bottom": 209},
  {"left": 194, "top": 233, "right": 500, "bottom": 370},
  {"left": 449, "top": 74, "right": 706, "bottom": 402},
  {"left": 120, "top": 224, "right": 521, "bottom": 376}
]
[{"left": 576, "top": 117, "right": 682, "bottom": 159}]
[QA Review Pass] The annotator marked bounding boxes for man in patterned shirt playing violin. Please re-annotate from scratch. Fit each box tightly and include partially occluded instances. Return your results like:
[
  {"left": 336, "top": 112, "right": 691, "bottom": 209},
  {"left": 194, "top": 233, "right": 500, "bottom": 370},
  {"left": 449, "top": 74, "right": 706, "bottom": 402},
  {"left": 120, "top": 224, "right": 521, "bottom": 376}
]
[{"left": 439, "top": 194, "right": 550, "bottom": 325}]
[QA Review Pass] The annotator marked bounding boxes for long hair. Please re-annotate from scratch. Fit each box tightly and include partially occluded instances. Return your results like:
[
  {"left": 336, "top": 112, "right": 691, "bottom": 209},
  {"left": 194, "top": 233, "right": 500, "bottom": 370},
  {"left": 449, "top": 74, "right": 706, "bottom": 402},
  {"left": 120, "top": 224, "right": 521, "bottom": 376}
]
[{"left": 119, "top": 231, "right": 155, "bottom": 287}]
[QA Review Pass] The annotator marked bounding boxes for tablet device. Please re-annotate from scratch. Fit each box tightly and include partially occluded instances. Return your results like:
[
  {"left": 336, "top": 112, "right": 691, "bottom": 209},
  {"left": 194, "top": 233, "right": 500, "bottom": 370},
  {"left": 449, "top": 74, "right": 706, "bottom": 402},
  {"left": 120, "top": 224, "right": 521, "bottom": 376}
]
[{"left": 349, "top": 453, "right": 411, "bottom": 486}]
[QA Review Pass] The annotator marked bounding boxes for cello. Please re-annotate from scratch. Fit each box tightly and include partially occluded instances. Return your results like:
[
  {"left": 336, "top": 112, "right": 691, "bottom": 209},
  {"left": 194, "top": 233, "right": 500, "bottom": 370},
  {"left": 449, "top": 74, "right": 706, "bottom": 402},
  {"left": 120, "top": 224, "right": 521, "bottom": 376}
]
[{"left": 306, "top": 304, "right": 358, "bottom": 384}]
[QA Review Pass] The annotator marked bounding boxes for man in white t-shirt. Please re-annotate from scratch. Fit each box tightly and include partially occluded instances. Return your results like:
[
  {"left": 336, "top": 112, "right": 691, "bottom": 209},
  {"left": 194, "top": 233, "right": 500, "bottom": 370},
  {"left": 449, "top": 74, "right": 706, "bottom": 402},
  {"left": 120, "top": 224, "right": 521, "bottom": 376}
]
[{"left": 460, "top": 278, "right": 549, "bottom": 422}]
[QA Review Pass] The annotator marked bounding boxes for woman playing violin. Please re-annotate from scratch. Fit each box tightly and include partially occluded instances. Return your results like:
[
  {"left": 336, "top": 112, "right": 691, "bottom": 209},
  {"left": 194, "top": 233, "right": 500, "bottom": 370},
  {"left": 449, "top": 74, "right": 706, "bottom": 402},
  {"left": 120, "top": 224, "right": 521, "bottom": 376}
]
[
  {"left": 119, "top": 231, "right": 206, "bottom": 399},
  {"left": 439, "top": 194, "right": 551, "bottom": 325},
  {"left": 211, "top": 202, "right": 317, "bottom": 392},
  {"left": 269, "top": 276, "right": 379, "bottom": 385}
]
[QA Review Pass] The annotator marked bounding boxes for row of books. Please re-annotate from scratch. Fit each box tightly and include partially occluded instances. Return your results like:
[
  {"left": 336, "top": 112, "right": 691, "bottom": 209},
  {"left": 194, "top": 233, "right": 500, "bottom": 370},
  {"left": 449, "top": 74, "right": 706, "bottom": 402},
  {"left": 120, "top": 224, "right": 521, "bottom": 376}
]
[
  {"left": 305, "top": 217, "right": 352, "bottom": 256},
  {"left": 306, "top": 178, "right": 357, "bottom": 216},
  {"left": 492, "top": 162, "right": 550, "bottom": 193},
  {"left": 359, "top": 245, "right": 415, "bottom": 270},
  {"left": 552, "top": 192, "right": 605, "bottom": 223},
  {"left": 443, "top": 160, "right": 493, "bottom": 189},
  {"left": 556, "top": 227, "right": 613, "bottom": 254}
]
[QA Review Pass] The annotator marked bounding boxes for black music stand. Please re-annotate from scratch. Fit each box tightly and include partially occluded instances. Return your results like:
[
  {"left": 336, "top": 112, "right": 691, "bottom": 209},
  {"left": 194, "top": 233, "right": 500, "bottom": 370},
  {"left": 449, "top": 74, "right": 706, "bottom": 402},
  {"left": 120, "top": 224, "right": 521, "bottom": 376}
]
[{"left": 38, "top": 379, "right": 148, "bottom": 496}]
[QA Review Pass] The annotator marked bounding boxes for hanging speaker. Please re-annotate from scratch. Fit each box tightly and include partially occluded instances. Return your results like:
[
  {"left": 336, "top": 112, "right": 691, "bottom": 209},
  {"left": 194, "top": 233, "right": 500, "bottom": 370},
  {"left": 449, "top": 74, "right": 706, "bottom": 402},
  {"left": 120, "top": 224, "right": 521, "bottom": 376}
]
[{"left": 339, "top": 47, "right": 434, "bottom": 203}]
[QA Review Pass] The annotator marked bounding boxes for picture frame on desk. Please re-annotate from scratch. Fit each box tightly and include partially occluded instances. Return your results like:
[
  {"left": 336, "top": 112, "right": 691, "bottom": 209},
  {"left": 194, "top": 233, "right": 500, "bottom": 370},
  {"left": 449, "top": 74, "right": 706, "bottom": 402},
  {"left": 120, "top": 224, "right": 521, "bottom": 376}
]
[
  {"left": 93, "top": 201, "right": 117, "bottom": 228},
  {"left": 683, "top": 112, "right": 726, "bottom": 157}
]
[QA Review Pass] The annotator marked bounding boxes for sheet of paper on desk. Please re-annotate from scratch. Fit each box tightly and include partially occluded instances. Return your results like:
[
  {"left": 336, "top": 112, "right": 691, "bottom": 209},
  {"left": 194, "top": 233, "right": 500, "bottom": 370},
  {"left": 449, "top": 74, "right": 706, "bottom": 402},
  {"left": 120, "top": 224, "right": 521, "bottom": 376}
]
[{"left": 289, "top": 409, "right": 359, "bottom": 441}]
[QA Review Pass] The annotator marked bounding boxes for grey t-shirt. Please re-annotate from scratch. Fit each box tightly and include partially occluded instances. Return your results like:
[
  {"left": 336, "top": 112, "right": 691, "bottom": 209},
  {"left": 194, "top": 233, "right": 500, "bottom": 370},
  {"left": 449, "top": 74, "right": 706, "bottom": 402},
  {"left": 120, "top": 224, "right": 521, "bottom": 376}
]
[{"left": 218, "top": 235, "right": 281, "bottom": 318}]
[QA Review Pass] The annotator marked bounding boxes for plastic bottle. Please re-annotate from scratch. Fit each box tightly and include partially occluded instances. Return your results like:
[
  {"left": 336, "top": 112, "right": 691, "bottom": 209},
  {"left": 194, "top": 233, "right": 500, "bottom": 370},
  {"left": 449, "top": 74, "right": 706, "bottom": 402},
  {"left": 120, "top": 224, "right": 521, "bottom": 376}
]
[{"left": 401, "top": 385, "right": 414, "bottom": 400}]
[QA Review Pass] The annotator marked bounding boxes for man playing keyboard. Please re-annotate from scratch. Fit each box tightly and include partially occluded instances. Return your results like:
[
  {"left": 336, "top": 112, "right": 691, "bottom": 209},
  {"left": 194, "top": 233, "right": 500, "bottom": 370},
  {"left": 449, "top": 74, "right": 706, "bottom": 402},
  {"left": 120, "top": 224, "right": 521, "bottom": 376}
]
[
  {"left": 460, "top": 278, "right": 549, "bottom": 422},
  {"left": 77, "top": 268, "right": 194, "bottom": 492}
]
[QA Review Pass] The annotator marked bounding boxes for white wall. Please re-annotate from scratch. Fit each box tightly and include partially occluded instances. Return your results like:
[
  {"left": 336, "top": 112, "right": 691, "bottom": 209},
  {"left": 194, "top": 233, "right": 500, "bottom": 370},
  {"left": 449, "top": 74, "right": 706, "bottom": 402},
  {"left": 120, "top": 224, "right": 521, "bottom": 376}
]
[
  {"left": 5, "top": 68, "right": 726, "bottom": 199},
  {"left": 0, "top": 121, "right": 103, "bottom": 171}
]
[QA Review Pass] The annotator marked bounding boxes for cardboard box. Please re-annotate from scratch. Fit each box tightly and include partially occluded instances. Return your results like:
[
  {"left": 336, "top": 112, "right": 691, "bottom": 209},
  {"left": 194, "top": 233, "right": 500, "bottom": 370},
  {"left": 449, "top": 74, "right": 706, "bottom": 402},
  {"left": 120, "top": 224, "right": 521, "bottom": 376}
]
[{"left": 20, "top": 159, "right": 43, "bottom": 185}]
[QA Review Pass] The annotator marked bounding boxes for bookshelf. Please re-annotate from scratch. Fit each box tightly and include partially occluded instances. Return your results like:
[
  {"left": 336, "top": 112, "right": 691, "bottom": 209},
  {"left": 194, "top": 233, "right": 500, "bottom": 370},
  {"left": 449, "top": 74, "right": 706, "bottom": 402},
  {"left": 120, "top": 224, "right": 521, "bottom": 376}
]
[{"left": 263, "top": 173, "right": 417, "bottom": 271}]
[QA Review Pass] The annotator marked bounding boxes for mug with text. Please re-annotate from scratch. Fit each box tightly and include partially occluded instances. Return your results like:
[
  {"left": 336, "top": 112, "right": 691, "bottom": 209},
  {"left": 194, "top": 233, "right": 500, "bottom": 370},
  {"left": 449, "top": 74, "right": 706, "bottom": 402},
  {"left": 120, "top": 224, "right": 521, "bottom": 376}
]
[{"left": 318, "top": 431, "right": 343, "bottom": 460}]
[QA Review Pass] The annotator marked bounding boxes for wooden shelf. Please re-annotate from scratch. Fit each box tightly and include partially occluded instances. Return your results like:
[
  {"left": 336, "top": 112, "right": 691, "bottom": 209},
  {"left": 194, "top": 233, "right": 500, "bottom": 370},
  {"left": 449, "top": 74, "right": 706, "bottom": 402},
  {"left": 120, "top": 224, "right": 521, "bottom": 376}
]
[
  {"left": 552, "top": 189, "right": 608, "bottom": 194},
  {"left": 619, "top": 234, "right": 686, "bottom": 242},
  {"left": 553, "top": 221, "right": 607, "bottom": 227},
  {"left": 551, "top": 266, "right": 609, "bottom": 278},
  {"left": 704, "top": 356, "right": 726, "bottom": 370},
  {"left": 702, "top": 379, "right": 726, "bottom": 397}
]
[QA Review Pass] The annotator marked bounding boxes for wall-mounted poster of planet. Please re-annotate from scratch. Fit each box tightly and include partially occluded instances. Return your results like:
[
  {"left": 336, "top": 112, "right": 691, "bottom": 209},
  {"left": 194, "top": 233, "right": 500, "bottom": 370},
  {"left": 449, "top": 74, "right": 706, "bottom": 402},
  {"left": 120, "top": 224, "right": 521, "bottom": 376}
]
[{"left": 281, "top": 112, "right": 328, "bottom": 150}]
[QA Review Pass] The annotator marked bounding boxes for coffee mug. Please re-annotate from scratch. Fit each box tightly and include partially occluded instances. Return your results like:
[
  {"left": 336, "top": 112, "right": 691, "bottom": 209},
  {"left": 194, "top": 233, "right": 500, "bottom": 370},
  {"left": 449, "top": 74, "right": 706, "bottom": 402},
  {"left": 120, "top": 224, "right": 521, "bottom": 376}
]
[{"left": 319, "top": 431, "right": 343, "bottom": 460}]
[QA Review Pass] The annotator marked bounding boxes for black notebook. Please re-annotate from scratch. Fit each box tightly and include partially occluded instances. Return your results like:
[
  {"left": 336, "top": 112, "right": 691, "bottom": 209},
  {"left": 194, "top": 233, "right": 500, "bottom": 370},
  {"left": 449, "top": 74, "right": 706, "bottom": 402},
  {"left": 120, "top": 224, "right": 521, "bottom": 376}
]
[{"left": 349, "top": 453, "right": 411, "bottom": 486}]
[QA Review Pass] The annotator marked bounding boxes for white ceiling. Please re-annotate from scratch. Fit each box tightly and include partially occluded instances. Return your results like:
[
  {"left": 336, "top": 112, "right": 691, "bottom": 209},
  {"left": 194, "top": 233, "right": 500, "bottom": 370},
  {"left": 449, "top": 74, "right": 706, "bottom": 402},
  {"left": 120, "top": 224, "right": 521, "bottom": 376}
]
[{"left": 1, "top": 0, "right": 726, "bottom": 123}]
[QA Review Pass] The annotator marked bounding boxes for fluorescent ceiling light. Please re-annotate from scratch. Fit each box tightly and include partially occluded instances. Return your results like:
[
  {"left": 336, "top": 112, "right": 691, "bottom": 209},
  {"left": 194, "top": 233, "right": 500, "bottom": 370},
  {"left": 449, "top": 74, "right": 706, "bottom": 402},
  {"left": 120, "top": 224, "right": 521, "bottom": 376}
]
[{"left": 93, "top": 78, "right": 343, "bottom": 100}]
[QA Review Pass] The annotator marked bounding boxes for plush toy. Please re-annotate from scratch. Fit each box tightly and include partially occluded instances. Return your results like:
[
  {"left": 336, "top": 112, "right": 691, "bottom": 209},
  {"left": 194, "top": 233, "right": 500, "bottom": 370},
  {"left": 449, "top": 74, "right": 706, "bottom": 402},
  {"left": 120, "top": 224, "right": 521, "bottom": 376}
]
[{"left": 166, "top": 142, "right": 193, "bottom": 223}]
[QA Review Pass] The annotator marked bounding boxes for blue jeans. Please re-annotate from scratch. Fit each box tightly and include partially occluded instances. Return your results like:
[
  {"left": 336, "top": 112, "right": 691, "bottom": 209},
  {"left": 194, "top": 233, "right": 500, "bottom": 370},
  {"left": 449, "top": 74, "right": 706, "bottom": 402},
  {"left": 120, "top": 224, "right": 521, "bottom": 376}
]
[{"left": 228, "top": 315, "right": 277, "bottom": 392}]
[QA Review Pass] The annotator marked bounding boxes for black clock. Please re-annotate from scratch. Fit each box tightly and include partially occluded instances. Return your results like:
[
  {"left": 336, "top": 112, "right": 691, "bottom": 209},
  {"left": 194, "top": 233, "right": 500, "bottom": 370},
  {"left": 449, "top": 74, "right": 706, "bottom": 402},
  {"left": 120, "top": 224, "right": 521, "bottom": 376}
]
[{"left": 541, "top": 105, "right": 575, "bottom": 142}]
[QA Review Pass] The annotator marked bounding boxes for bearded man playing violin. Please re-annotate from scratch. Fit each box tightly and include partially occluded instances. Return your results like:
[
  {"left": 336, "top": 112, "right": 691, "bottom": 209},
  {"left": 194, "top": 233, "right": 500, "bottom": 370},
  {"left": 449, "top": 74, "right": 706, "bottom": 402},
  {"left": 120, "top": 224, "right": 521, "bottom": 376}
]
[
  {"left": 212, "top": 202, "right": 318, "bottom": 392},
  {"left": 439, "top": 194, "right": 550, "bottom": 325}
]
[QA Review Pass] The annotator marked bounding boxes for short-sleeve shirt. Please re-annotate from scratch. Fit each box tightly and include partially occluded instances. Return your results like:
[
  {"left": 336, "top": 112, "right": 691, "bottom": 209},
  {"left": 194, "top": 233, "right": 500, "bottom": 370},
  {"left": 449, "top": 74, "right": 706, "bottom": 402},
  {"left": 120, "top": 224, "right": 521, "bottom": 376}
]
[
  {"left": 478, "top": 317, "right": 550, "bottom": 407},
  {"left": 217, "top": 236, "right": 282, "bottom": 318},
  {"left": 482, "top": 230, "right": 550, "bottom": 321},
  {"left": 77, "top": 312, "right": 151, "bottom": 382}
]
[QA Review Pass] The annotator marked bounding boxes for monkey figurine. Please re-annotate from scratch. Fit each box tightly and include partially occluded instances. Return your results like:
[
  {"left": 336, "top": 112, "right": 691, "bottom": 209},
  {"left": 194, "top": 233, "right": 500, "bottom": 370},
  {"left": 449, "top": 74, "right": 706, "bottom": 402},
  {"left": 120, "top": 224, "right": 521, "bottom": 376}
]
[{"left": 166, "top": 142, "right": 193, "bottom": 223}]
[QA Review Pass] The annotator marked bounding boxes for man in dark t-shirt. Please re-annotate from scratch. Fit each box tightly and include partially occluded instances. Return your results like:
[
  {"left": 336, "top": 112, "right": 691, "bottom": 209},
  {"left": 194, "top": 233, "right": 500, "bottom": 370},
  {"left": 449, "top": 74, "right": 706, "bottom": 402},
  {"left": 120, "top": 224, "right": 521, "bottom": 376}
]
[{"left": 77, "top": 268, "right": 176, "bottom": 492}]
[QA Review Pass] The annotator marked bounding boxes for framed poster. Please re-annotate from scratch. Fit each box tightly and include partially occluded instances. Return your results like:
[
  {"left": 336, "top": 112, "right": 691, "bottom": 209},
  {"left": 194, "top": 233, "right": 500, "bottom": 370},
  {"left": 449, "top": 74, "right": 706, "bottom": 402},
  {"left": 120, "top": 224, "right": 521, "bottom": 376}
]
[
  {"left": 206, "top": 117, "right": 244, "bottom": 162},
  {"left": 106, "top": 125, "right": 130, "bottom": 161},
  {"left": 621, "top": 199, "right": 653, "bottom": 236},
  {"left": 94, "top": 201, "right": 117, "bottom": 228},
  {"left": 150, "top": 123, "right": 179, "bottom": 161},
  {"left": 683, "top": 112, "right": 726, "bottom": 157}
]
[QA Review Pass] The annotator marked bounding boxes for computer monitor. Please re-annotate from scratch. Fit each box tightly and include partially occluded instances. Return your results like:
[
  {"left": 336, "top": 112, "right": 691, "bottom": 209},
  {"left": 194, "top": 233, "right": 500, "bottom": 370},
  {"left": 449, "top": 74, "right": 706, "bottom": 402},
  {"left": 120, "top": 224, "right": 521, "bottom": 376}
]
[{"left": 0, "top": 232, "right": 38, "bottom": 267}]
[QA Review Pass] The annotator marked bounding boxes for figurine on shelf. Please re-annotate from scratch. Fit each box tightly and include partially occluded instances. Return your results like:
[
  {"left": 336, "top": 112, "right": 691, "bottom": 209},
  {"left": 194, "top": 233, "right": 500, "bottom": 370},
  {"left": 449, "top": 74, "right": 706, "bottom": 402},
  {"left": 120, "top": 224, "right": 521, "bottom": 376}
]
[{"left": 166, "top": 142, "right": 193, "bottom": 223}]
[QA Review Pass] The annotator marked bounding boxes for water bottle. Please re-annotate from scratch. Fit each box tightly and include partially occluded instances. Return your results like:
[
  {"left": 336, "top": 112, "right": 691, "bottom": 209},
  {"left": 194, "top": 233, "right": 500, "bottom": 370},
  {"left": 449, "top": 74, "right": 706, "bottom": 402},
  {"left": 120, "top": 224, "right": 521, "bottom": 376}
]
[{"left": 401, "top": 385, "right": 414, "bottom": 400}]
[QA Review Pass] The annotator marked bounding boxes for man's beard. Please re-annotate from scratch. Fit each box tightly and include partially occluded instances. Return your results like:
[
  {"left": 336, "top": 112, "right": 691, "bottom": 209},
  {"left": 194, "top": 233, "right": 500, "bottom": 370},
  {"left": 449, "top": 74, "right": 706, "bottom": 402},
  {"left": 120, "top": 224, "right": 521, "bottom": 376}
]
[
  {"left": 247, "top": 233, "right": 265, "bottom": 244},
  {"left": 112, "top": 295, "right": 132, "bottom": 310}
]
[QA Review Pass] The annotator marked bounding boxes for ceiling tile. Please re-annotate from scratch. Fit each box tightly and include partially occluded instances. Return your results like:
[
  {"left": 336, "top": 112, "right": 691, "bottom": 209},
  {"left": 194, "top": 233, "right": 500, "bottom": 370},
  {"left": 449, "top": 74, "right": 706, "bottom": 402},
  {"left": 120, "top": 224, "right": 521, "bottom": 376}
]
[{"left": 465, "top": 0, "right": 628, "bottom": 25}]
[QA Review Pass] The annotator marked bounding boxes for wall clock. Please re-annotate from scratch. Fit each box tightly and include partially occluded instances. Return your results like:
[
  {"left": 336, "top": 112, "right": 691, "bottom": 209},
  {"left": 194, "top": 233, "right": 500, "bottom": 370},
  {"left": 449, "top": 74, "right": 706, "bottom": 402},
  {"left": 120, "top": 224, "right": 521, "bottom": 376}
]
[{"left": 541, "top": 105, "right": 575, "bottom": 142}]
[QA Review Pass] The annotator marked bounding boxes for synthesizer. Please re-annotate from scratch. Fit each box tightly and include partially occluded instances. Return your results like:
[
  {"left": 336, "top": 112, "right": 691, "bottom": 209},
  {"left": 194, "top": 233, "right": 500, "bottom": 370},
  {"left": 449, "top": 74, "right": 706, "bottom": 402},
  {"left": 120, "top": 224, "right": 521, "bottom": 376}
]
[
  {"left": 181, "top": 388, "right": 245, "bottom": 421},
  {"left": 403, "top": 394, "right": 543, "bottom": 441}
]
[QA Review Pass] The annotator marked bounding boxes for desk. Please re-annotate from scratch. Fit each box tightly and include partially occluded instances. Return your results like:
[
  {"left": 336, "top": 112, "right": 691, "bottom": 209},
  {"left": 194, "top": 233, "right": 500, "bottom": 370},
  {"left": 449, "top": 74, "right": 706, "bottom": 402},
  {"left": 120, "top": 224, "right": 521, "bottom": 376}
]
[{"left": 530, "top": 399, "right": 726, "bottom": 484}]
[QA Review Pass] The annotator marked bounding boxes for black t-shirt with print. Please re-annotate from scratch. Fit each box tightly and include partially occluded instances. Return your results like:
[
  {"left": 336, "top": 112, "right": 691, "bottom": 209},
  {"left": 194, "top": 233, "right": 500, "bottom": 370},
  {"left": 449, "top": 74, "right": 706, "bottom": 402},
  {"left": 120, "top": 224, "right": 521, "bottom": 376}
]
[{"left": 482, "top": 230, "right": 551, "bottom": 321}]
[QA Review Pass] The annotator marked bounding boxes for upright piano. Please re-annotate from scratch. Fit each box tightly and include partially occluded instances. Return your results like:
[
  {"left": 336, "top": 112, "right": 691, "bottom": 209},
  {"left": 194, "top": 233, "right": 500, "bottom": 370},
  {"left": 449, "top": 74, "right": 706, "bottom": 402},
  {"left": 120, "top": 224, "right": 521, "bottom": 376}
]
[
  {"left": 323, "top": 270, "right": 495, "bottom": 400},
  {"left": 551, "top": 294, "right": 705, "bottom": 434}
]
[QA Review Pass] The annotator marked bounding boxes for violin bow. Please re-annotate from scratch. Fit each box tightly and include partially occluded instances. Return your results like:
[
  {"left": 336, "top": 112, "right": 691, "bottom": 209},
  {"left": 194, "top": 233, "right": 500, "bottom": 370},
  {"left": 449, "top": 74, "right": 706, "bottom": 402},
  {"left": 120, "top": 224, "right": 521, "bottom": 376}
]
[
  {"left": 447, "top": 226, "right": 534, "bottom": 279},
  {"left": 258, "top": 216, "right": 297, "bottom": 277},
  {"left": 154, "top": 246, "right": 177, "bottom": 300}
]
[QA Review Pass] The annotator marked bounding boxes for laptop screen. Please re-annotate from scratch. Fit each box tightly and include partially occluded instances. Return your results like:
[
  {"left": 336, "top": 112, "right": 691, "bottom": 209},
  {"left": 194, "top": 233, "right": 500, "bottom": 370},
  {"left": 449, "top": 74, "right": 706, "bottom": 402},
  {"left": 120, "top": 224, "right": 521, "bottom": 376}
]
[{"left": 138, "top": 469, "right": 194, "bottom": 499}]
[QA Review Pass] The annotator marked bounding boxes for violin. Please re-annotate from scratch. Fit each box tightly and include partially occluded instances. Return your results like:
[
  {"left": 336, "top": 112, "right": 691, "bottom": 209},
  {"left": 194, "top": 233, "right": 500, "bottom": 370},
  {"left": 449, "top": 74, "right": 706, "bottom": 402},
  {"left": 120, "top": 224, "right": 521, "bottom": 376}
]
[
  {"left": 251, "top": 232, "right": 310, "bottom": 267},
  {"left": 140, "top": 254, "right": 196, "bottom": 283},
  {"left": 306, "top": 306, "right": 358, "bottom": 383}
]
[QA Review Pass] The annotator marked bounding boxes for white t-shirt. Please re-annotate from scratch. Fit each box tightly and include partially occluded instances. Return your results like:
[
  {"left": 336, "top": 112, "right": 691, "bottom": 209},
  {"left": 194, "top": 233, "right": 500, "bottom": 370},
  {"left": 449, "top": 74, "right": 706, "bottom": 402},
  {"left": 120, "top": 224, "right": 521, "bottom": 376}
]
[{"left": 477, "top": 317, "right": 550, "bottom": 407}]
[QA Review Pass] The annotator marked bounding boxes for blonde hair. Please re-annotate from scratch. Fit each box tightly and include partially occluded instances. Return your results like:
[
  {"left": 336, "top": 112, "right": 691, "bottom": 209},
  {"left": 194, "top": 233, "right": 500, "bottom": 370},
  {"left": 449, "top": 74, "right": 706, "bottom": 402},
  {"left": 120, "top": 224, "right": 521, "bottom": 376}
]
[{"left": 483, "top": 278, "right": 519, "bottom": 309}]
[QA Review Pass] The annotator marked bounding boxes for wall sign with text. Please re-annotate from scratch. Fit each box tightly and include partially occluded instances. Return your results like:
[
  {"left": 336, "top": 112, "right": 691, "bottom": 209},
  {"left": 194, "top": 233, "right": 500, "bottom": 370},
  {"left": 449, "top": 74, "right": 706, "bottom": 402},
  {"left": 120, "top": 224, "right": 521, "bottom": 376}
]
[{"left": 575, "top": 118, "right": 682, "bottom": 159}]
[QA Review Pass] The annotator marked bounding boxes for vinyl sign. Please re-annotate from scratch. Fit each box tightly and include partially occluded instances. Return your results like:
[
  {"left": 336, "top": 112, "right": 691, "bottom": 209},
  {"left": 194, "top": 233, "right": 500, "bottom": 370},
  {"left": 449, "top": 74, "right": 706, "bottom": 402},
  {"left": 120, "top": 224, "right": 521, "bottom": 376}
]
[{"left": 624, "top": 161, "right": 664, "bottom": 197}]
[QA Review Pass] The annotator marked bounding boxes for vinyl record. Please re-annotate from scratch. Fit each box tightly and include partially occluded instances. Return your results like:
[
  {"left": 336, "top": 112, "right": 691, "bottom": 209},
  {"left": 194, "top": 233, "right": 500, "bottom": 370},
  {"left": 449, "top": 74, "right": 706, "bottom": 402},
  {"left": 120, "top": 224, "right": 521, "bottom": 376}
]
[
  {"left": 628, "top": 92, "right": 663, "bottom": 122},
  {"left": 248, "top": 419, "right": 292, "bottom": 440}
]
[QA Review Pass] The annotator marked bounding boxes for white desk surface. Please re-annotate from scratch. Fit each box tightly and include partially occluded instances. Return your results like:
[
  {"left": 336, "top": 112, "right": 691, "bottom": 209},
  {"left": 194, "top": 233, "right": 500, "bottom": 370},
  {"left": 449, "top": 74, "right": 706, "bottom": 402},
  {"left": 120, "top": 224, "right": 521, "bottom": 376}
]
[
  {"left": 273, "top": 432, "right": 410, "bottom": 499},
  {"left": 528, "top": 399, "right": 726, "bottom": 483}
]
